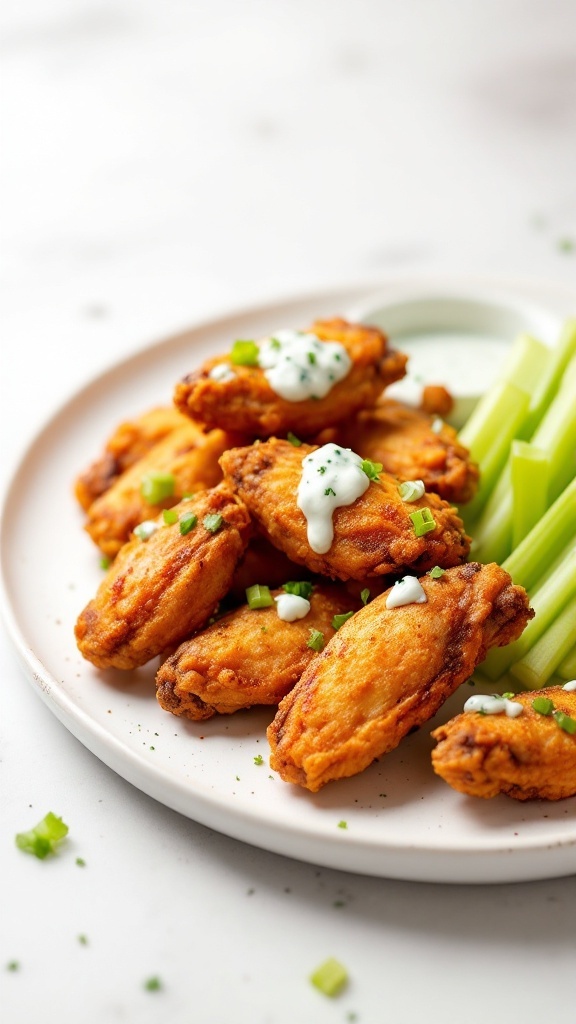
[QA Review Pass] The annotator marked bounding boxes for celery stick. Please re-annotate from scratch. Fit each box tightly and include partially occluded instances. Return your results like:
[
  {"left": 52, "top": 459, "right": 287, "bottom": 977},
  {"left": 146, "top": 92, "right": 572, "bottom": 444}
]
[
  {"left": 557, "top": 643, "right": 576, "bottom": 680},
  {"left": 501, "top": 478, "right": 576, "bottom": 589},
  {"left": 469, "top": 467, "right": 513, "bottom": 565},
  {"left": 529, "top": 354, "right": 576, "bottom": 502},
  {"left": 521, "top": 318, "right": 576, "bottom": 438},
  {"left": 498, "top": 332, "right": 550, "bottom": 393},
  {"left": 481, "top": 545, "right": 576, "bottom": 680},
  {"left": 510, "top": 594, "right": 576, "bottom": 689},
  {"left": 510, "top": 441, "right": 549, "bottom": 549},
  {"left": 458, "top": 380, "right": 530, "bottom": 464}
]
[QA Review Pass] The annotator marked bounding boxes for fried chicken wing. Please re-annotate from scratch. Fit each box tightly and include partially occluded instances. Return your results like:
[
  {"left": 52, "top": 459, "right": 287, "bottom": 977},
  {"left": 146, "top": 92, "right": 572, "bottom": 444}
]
[
  {"left": 84, "top": 423, "right": 242, "bottom": 558},
  {"left": 431, "top": 685, "right": 576, "bottom": 800},
  {"left": 316, "top": 399, "right": 479, "bottom": 505},
  {"left": 75, "top": 406, "right": 189, "bottom": 511},
  {"left": 156, "top": 583, "right": 358, "bottom": 720},
  {"left": 227, "top": 535, "right": 311, "bottom": 605},
  {"left": 174, "top": 318, "right": 407, "bottom": 436},
  {"left": 220, "top": 438, "right": 470, "bottom": 581},
  {"left": 267, "top": 563, "right": 533, "bottom": 791},
  {"left": 75, "top": 485, "right": 252, "bottom": 670}
]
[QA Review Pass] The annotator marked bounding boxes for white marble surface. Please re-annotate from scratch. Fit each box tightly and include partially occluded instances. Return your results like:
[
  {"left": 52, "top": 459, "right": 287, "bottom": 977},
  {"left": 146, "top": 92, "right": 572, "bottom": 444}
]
[{"left": 1, "top": 3, "right": 575, "bottom": 1022}]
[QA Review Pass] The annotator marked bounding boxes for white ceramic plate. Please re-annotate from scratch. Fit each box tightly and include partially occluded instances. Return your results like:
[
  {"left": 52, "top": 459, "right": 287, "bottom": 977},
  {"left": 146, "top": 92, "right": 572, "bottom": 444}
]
[{"left": 2, "top": 277, "right": 575, "bottom": 884}]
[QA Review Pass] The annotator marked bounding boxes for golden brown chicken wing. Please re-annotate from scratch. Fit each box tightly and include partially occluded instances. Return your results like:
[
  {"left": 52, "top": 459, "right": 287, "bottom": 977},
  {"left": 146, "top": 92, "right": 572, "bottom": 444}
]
[
  {"left": 227, "top": 535, "right": 311, "bottom": 605},
  {"left": 156, "top": 582, "right": 359, "bottom": 720},
  {"left": 220, "top": 438, "right": 470, "bottom": 580},
  {"left": 75, "top": 406, "right": 189, "bottom": 511},
  {"left": 268, "top": 562, "right": 533, "bottom": 791},
  {"left": 84, "top": 422, "right": 243, "bottom": 558},
  {"left": 174, "top": 318, "right": 407, "bottom": 436},
  {"left": 431, "top": 685, "right": 576, "bottom": 800},
  {"left": 75, "top": 485, "right": 252, "bottom": 670}
]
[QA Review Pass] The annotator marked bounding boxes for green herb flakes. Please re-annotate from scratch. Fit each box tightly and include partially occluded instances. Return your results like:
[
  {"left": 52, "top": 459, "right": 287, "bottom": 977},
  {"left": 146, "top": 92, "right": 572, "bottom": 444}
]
[
  {"left": 253, "top": 754, "right": 264, "bottom": 766},
  {"left": 310, "top": 957, "right": 349, "bottom": 998},
  {"left": 140, "top": 471, "right": 175, "bottom": 505},
  {"left": 307, "top": 630, "right": 325, "bottom": 653},
  {"left": 15, "top": 812, "right": 69, "bottom": 859},
  {"left": 332, "top": 611, "right": 354, "bottom": 631},
  {"left": 230, "top": 339, "right": 259, "bottom": 366},
  {"left": 179, "top": 511, "right": 198, "bottom": 535},
  {"left": 287, "top": 431, "right": 302, "bottom": 446},
  {"left": 283, "top": 580, "right": 313, "bottom": 600},
  {"left": 360, "top": 458, "right": 383, "bottom": 482},
  {"left": 203, "top": 513, "right": 223, "bottom": 534}
]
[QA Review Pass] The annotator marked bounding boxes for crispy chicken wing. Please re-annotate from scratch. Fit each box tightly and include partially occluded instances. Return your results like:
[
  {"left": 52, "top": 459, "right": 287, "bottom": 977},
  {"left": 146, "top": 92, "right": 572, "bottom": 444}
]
[
  {"left": 220, "top": 438, "right": 470, "bottom": 580},
  {"left": 227, "top": 535, "right": 311, "bottom": 604},
  {"left": 75, "top": 485, "right": 252, "bottom": 670},
  {"left": 156, "top": 583, "right": 358, "bottom": 720},
  {"left": 268, "top": 563, "right": 533, "bottom": 791},
  {"left": 75, "top": 406, "right": 189, "bottom": 511},
  {"left": 84, "top": 423, "right": 242, "bottom": 558},
  {"left": 431, "top": 685, "right": 576, "bottom": 800},
  {"left": 174, "top": 318, "right": 407, "bottom": 436}
]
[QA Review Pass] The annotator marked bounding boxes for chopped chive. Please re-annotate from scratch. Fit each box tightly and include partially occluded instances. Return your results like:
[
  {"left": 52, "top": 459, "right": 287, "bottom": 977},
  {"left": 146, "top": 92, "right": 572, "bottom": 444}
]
[
  {"left": 324, "top": 487, "right": 336, "bottom": 497},
  {"left": 307, "top": 351, "right": 317, "bottom": 365},
  {"left": 532, "top": 696, "right": 555, "bottom": 716},
  {"left": 398, "top": 479, "right": 425, "bottom": 502},
  {"left": 203, "top": 513, "right": 223, "bottom": 533},
  {"left": 99, "top": 555, "right": 110, "bottom": 570},
  {"left": 360, "top": 588, "right": 370, "bottom": 605},
  {"left": 310, "top": 957, "right": 349, "bottom": 998},
  {"left": 317, "top": 466, "right": 326, "bottom": 475},
  {"left": 75, "top": 856, "right": 86, "bottom": 867},
  {"left": 332, "top": 611, "right": 354, "bottom": 630},
  {"left": 287, "top": 431, "right": 302, "bottom": 447},
  {"left": 7, "top": 961, "right": 20, "bottom": 971},
  {"left": 179, "top": 511, "right": 197, "bottom": 535},
  {"left": 162, "top": 508, "right": 179, "bottom": 525},
  {"left": 361, "top": 458, "right": 383, "bottom": 482},
  {"left": 230, "top": 339, "right": 259, "bottom": 366},
  {"left": 428, "top": 566, "right": 445, "bottom": 579},
  {"left": 78, "top": 935, "right": 88, "bottom": 946},
  {"left": 140, "top": 471, "right": 175, "bottom": 505},
  {"left": 269, "top": 337, "right": 282, "bottom": 350},
  {"left": 15, "top": 812, "right": 69, "bottom": 859},
  {"left": 501, "top": 692, "right": 515, "bottom": 699},
  {"left": 134, "top": 520, "right": 158, "bottom": 541},
  {"left": 246, "top": 584, "right": 273, "bottom": 609},
  {"left": 282, "top": 580, "right": 313, "bottom": 600},
  {"left": 144, "top": 976, "right": 162, "bottom": 992},
  {"left": 553, "top": 710, "right": 576, "bottom": 734},
  {"left": 409, "top": 507, "right": 436, "bottom": 537},
  {"left": 253, "top": 754, "right": 264, "bottom": 765},
  {"left": 337, "top": 820, "right": 348, "bottom": 829},
  {"left": 307, "top": 629, "right": 325, "bottom": 652}
]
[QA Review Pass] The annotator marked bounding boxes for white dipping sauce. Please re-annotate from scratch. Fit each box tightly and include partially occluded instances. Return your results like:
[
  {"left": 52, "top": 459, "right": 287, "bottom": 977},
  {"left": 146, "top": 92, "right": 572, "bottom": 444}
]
[
  {"left": 209, "top": 363, "right": 237, "bottom": 382},
  {"left": 274, "top": 593, "right": 311, "bottom": 621},
  {"left": 464, "top": 694, "right": 523, "bottom": 718},
  {"left": 563, "top": 680, "right": 576, "bottom": 691},
  {"left": 385, "top": 576, "right": 427, "bottom": 609},
  {"left": 296, "top": 443, "right": 370, "bottom": 554},
  {"left": 258, "top": 330, "right": 351, "bottom": 401}
]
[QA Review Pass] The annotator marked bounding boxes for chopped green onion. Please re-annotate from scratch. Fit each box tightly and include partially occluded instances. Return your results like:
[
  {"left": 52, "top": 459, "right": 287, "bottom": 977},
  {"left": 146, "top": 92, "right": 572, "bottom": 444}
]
[
  {"left": 15, "top": 812, "right": 69, "bottom": 859},
  {"left": 337, "top": 820, "right": 348, "bottom": 829},
  {"left": 144, "top": 977, "right": 162, "bottom": 992},
  {"left": 553, "top": 710, "right": 576, "bottom": 735},
  {"left": 230, "top": 339, "right": 259, "bottom": 366},
  {"left": 134, "top": 520, "right": 158, "bottom": 541},
  {"left": 75, "top": 856, "right": 86, "bottom": 867},
  {"left": 360, "top": 588, "right": 370, "bottom": 605},
  {"left": 99, "top": 555, "right": 110, "bottom": 570},
  {"left": 246, "top": 584, "right": 273, "bottom": 609},
  {"left": 162, "top": 508, "right": 179, "bottom": 525},
  {"left": 287, "top": 431, "right": 302, "bottom": 446},
  {"left": 203, "top": 513, "right": 223, "bottom": 533},
  {"left": 361, "top": 459, "right": 383, "bottom": 482},
  {"left": 428, "top": 566, "right": 445, "bottom": 579},
  {"left": 307, "top": 351, "right": 317, "bottom": 365},
  {"left": 283, "top": 581, "right": 313, "bottom": 600},
  {"left": 332, "top": 611, "right": 354, "bottom": 630},
  {"left": 253, "top": 754, "right": 264, "bottom": 765},
  {"left": 501, "top": 692, "right": 515, "bottom": 699},
  {"left": 179, "top": 511, "right": 197, "bottom": 536},
  {"left": 532, "top": 696, "right": 555, "bottom": 716},
  {"left": 310, "top": 957, "right": 348, "bottom": 998},
  {"left": 409, "top": 507, "right": 436, "bottom": 537},
  {"left": 307, "top": 629, "right": 325, "bottom": 652},
  {"left": 78, "top": 935, "right": 88, "bottom": 946},
  {"left": 324, "top": 487, "right": 336, "bottom": 497},
  {"left": 140, "top": 471, "right": 175, "bottom": 505},
  {"left": 7, "top": 961, "right": 20, "bottom": 971},
  {"left": 398, "top": 479, "right": 425, "bottom": 502}
]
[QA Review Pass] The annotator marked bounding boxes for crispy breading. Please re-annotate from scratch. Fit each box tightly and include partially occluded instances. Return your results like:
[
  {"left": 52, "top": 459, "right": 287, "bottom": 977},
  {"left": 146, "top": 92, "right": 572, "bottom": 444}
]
[
  {"left": 227, "top": 535, "right": 311, "bottom": 605},
  {"left": 315, "top": 399, "right": 478, "bottom": 505},
  {"left": 220, "top": 438, "right": 470, "bottom": 580},
  {"left": 174, "top": 318, "right": 408, "bottom": 436},
  {"left": 267, "top": 563, "right": 533, "bottom": 791},
  {"left": 156, "top": 583, "right": 358, "bottom": 720},
  {"left": 84, "top": 423, "right": 243, "bottom": 558},
  {"left": 431, "top": 686, "right": 576, "bottom": 800},
  {"left": 75, "top": 485, "right": 252, "bottom": 670},
  {"left": 75, "top": 406, "right": 189, "bottom": 511}
]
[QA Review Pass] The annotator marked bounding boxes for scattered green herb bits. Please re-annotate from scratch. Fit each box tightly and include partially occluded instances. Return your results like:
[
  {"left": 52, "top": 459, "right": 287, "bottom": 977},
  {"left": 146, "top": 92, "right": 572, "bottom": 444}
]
[
  {"left": 140, "top": 471, "right": 175, "bottom": 505},
  {"left": 15, "top": 812, "right": 69, "bottom": 859},
  {"left": 409, "top": 507, "right": 436, "bottom": 537},
  {"left": 310, "top": 957, "right": 349, "bottom": 998},
  {"left": 246, "top": 584, "right": 273, "bottom": 609},
  {"left": 230, "top": 339, "right": 259, "bottom": 366}
]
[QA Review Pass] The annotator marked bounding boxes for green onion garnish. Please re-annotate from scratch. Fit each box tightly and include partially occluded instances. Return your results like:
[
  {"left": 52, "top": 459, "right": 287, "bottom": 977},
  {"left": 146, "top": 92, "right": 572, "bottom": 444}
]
[
  {"left": 307, "top": 351, "right": 317, "bottom": 365},
  {"left": 428, "top": 566, "right": 445, "bottom": 579},
  {"left": 283, "top": 581, "right": 313, "bottom": 600},
  {"left": 253, "top": 754, "right": 264, "bottom": 765},
  {"left": 409, "top": 507, "right": 436, "bottom": 537},
  {"left": 76, "top": 856, "right": 86, "bottom": 867},
  {"left": 140, "top": 471, "right": 175, "bottom": 505},
  {"left": 287, "top": 431, "right": 302, "bottom": 447},
  {"left": 203, "top": 513, "right": 223, "bottom": 533},
  {"left": 162, "top": 508, "right": 179, "bottom": 525},
  {"left": 179, "top": 511, "right": 198, "bottom": 535},
  {"left": 15, "top": 812, "right": 69, "bottom": 859},
  {"left": 325, "top": 487, "right": 336, "bottom": 497},
  {"left": 307, "top": 629, "right": 325, "bottom": 652},
  {"left": 310, "top": 957, "right": 348, "bottom": 998},
  {"left": 332, "top": 611, "right": 354, "bottom": 631},
  {"left": 246, "top": 584, "right": 273, "bottom": 609},
  {"left": 398, "top": 479, "right": 425, "bottom": 502},
  {"left": 100, "top": 555, "right": 110, "bottom": 570},
  {"left": 7, "top": 961, "right": 20, "bottom": 971},
  {"left": 553, "top": 710, "right": 576, "bottom": 734},
  {"left": 532, "top": 696, "right": 554, "bottom": 715},
  {"left": 501, "top": 692, "right": 515, "bottom": 699},
  {"left": 337, "top": 820, "right": 348, "bottom": 829},
  {"left": 144, "top": 977, "right": 162, "bottom": 992},
  {"left": 360, "top": 459, "right": 383, "bottom": 482},
  {"left": 360, "top": 588, "right": 370, "bottom": 605},
  {"left": 230, "top": 340, "right": 259, "bottom": 366},
  {"left": 134, "top": 520, "right": 158, "bottom": 541}
]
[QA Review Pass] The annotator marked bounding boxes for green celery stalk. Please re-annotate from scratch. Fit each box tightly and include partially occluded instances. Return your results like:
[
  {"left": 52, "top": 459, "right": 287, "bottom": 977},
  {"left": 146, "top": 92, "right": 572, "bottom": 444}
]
[
  {"left": 510, "top": 594, "right": 576, "bottom": 689},
  {"left": 521, "top": 318, "right": 576, "bottom": 438},
  {"left": 500, "top": 478, "right": 576, "bottom": 591},
  {"left": 510, "top": 441, "right": 549, "bottom": 549},
  {"left": 458, "top": 380, "right": 530, "bottom": 464},
  {"left": 481, "top": 544, "right": 576, "bottom": 680},
  {"left": 557, "top": 643, "right": 576, "bottom": 680},
  {"left": 529, "top": 354, "right": 576, "bottom": 502}
]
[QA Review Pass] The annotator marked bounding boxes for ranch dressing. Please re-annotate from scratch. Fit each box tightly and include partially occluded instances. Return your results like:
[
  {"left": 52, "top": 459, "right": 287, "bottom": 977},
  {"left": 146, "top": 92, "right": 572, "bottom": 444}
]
[
  {"left": 258, "top": 330, "right": 351, "bottom": 401},
  {"left": 385, "top": 576, "right": 427, "bottom": 609},
  {"left": 209, "top": 363, "right": 237, "bottom": 383},
  {"left": 563, "top": 680, "right": 576, "bottom": 691},
  {"left": 463, "top": 694, "right": 524, "bottom": 718},
  {"left": 274, "top": 593, "right": 311, "bottom": 621},
  {"left": 296, "top": 443, "right": 370, "bottom": 554}
]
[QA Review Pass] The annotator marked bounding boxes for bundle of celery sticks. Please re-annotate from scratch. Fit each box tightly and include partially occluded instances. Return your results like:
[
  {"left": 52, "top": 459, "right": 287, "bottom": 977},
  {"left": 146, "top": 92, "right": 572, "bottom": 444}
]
[{"left": 457, "top": 318, "right": 576, "bottom": 691}]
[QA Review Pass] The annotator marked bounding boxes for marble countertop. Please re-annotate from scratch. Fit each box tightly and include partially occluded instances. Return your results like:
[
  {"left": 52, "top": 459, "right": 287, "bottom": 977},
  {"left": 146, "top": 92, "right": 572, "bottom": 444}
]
[{"left": 1, "top": 3, "right": 575, "bottom": 1022}]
